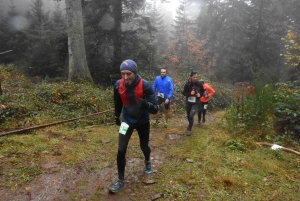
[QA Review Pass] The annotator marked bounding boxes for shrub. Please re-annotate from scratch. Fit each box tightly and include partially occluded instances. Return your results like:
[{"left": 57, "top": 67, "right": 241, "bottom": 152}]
[
  {"left": 224, "top": 83, "right": 275, "bottom": 139},
  {"left": 273, "top": 81, "right": 300, "bottom": 140}
]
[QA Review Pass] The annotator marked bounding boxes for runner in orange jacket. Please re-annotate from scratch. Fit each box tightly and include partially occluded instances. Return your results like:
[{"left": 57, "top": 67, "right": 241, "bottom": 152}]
[{"left": 198, "top": 80, "right": 215, "bottom": 124}]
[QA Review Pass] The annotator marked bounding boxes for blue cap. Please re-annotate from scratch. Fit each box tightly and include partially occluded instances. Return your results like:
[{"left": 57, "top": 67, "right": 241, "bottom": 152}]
[{"left": 120, "top": 59, "right": 137, "bottom": 74}]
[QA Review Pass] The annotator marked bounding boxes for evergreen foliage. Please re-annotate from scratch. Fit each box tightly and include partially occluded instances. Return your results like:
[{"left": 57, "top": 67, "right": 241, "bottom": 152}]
[
  {"left": 0, "top": 0, "right": 299, "bottom": 85},
  {"left": 147, "top": 0, "right": 168, "bottom": 53},
  {"left": 274, "top": 82, "right": 300, "bottom": 139},
  {"left": 51, "top": 2, "right": 66, "bottom": 33},
  {"left": 22, "top": 0, "right": 67, "bottom": 78},
  {"left": 27, "top": 0, "right": 51, "bottom": 32}
]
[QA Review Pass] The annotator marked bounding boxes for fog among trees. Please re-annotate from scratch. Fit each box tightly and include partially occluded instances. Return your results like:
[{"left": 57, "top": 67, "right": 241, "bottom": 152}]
[{"left": 0, "top": 0, "right": 299, "bottom": 85}]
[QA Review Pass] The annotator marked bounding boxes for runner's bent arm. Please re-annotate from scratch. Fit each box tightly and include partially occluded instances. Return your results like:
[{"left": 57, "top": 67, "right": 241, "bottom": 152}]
[
  {"left": 113, "top": 81, "right": 123, "bottom": 118},
  {"left": 206, "top": 84, "right": 215, "bottom": 98},
  {"left": 144, "top": 82, "right": 158, "bottom": 114}
]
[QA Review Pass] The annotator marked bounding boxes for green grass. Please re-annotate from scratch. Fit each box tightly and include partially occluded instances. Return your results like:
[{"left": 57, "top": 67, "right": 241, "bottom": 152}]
[
  {"left": 127, "top": 112, "right": 300, "bottom": 201},
  {"left": 1, "top": 110, "right": 299, "bottom": 200},
  {"left": 0, "top": 124, "right": 118, "bottom": 189}
]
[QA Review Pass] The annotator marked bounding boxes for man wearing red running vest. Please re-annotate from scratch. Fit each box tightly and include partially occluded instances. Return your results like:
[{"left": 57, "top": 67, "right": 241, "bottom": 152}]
[{"left": 109, "top": 59, "right": 158, "bottom": 193}]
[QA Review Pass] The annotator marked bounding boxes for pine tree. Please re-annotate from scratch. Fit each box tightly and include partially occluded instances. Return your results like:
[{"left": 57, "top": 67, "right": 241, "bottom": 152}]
[
  {"left": 146, "top": 0, "right": 168, "bottom": 55},
  {"left": 166, "top": 0, "right": 208, "bottom": 75},
  {"left": 196, "top": 0, "right": 250, "bottom": 82},
  {"left": 22, "top": 0, "right": 69, "bottom": 78},
  {"left": 27, "top": 0, "right": 52, "bottom": 36},
  {"left": 242, "top": 0, "right": 286, "bottom": 82},
  {"left": 172, "top": 0, "right": 191, "bottom": 57},
  {"left": 195, "top": 0, "right": 287, "bottom": 83},
  {"left": 51, "top": 1, "right": 66, "bottom": 33}
]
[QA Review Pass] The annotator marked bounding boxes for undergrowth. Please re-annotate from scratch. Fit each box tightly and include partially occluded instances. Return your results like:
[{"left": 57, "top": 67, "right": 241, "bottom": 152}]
[
  {"left": 0, "top": 65, "right": 231, "bottom": 131},
  {"left": 224, "top": 81, "right": 300, "bottom": 145},
  {"left": 1, "top": 65, "right": 299, "bottom": 200},
  {"left": 0, "top": 65, "right": 114, "bottom": 130}
]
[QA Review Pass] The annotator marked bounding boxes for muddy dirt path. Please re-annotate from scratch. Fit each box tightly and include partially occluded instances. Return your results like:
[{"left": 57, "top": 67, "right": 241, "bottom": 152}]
[{"left": 0, "top": 113, "right": 216, "bottom": 201}]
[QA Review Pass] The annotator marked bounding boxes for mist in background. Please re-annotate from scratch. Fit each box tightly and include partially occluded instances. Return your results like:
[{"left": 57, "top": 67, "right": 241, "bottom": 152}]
[
  {"left": 0, "top": 0, "right": 299, "bottom": 85},
  {"left": 0, "top": 0, "right": 65, "bottom": 16}
]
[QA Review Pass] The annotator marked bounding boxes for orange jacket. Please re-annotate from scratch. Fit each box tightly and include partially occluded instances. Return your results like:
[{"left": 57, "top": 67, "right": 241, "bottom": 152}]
[{"left": 200, "top": 83, "right": 215, "bottom": 102}]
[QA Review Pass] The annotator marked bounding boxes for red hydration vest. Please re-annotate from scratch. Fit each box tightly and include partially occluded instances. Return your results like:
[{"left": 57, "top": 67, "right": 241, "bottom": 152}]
[{"left": 118, "top": 78, "right": 144, "bottom": 107}]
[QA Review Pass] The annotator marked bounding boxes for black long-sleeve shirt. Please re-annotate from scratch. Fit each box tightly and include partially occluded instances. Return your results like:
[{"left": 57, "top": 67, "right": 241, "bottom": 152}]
[{"left": 182, "top": 80, "right": 206, "bottom": 104}]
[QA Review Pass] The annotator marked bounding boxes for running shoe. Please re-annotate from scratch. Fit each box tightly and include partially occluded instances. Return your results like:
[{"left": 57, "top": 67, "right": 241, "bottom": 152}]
[
  {"left": 145, "top": 161, "right": 153, "bottom": 174},
  {"left": 153, "top": 119, "right": 160, "bottom": 125},
  {"left": 186, "top": 130, "right": 192, "bottom": 136},
  {"left": 109, "top": 180, "right": 124, "bottom": 193}
]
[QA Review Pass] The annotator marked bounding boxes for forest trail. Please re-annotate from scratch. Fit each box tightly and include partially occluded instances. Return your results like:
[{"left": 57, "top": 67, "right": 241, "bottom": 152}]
[{"left": 0, "top": 111, "right": 219, "bottom": 201}]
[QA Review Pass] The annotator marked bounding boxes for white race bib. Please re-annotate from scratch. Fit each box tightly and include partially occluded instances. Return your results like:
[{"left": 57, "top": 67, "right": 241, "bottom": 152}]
[
  {"left": 204, "top": 104, "right": 208, "bottom": 109},
  {"left": 188, "top": 96, "right": 196, "bottom": 103},
  {"left": 119, "top": 122, "right": 129, "bottom": 135},
  {"left": 158, "top": 92, "right": 164, "bottom": 98}
]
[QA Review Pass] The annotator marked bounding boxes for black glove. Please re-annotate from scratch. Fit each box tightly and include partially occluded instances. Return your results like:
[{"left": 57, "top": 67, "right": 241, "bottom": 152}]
[
  {"left": 115, "top": 116, "right": 121, "bottom": 126},
  {"left": 137, "top": 98, "right": 148, "bottom": 109}
]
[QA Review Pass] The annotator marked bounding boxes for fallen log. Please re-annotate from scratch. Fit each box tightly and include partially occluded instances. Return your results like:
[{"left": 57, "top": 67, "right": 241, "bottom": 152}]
[
  {"left": 0, "top": 109, "right": 113, "bottom": 137},
  {"left": 257, "top": 142, "right": 300, "bottom": 156}
]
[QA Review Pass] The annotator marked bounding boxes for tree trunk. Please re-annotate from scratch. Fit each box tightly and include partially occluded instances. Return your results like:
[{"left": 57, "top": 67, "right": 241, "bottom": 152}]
[
  {"left": 65, "top": 0, "right": 92, "bottom": 82},
  {"left": 110, "top": 0, "right": 123, "bottom": 85}
]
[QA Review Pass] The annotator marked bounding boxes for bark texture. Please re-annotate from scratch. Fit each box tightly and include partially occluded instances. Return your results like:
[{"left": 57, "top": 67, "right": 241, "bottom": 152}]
[{"left": 65, "top": 0, "right": 92, "bottom": 82}]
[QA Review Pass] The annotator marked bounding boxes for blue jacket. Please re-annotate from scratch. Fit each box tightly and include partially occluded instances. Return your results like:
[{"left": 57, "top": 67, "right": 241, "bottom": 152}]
[
  {"left": 152, "top": 75, "right": 174, "bottom": 100},
  {"left": 114, "top": 74, "right": 158, "bottom": 127}
]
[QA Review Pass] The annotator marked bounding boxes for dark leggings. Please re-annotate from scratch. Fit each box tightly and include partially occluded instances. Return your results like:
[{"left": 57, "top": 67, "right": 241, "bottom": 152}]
[
  {"left": 186, "top": 103, "right": 199, "bottom": 131},
  {"left": 117, "top": 122, "right": 151, "bottom": 180},
  {"left": 198, "top": 102, "right": 208, "bottom": 120}
]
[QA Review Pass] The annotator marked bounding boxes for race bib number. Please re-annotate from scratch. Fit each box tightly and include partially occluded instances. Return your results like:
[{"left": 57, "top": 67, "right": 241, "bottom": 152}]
[
  {"left": 188, "top": 96, "right": 196, "bottom": 103},
  {"left": 158, "top": 92, "right": 164, "bottom": 98},
  {"left": 119, "top": 122, "right": 129, "bottom": 135},
  {"left": 204, "top": 104, "right": 208, "bottom": 109}
]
